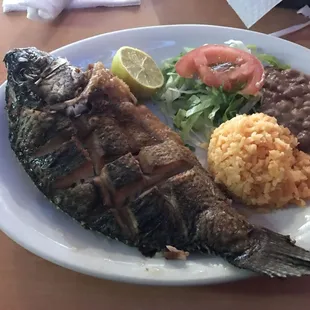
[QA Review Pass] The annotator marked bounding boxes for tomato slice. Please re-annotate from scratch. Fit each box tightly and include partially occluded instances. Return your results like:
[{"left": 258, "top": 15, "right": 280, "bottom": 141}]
[{"left": 175, "top": 44, "right": 265, "bottom": 95}]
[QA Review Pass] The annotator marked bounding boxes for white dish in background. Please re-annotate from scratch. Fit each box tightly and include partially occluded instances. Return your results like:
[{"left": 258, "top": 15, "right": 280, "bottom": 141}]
[{"left": 0, "top": 24, "right": 310, "bottom": 286}]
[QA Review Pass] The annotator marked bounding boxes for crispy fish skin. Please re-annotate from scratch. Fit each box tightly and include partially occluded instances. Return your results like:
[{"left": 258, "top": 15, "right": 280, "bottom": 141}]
[{"left": 4, "top": 47, "right": 310, "bottom": 278}]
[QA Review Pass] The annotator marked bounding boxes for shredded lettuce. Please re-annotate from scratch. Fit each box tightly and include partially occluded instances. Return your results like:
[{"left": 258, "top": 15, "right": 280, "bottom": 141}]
[
  {"left": 152, "top": 40, "right": 289, "bottom": 146},
  {"left": 246, "top": 44, "right": 290, "bottom": 70},
  {"left": 153, "top": 47, "right": 260, "bottom": 146}
]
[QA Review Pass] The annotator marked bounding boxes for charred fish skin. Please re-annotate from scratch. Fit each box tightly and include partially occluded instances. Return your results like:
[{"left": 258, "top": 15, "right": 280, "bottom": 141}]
[
  {"left": 4, "top": 48, "right": 87, "bottom": 176},
  {"left": 4, "top": 47, "right": 310, "bottom": 278}
]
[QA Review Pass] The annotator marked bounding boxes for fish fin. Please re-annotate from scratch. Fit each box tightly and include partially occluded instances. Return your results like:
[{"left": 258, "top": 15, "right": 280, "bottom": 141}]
[{"left": 230, "top": 228, "right": 310, "bottom": 277}]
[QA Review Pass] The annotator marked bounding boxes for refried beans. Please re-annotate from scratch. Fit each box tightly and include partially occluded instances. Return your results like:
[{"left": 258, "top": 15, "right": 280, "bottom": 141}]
[{"left": 259, "top": 67, "right": 310, "bottom": 153}]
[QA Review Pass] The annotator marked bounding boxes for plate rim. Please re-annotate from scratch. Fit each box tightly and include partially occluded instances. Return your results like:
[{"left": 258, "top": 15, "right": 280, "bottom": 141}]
[
  {"left": 0, "top": 23, "right": 308, "bottom": 286},
  {"left": 48, "top": 23, "right": 310, "bottom": 56}
]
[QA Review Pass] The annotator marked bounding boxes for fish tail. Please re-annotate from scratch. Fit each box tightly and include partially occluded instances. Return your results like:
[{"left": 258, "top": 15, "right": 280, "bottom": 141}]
[{"left": 230, "top": 228, "right": 310, "bottom": 277}]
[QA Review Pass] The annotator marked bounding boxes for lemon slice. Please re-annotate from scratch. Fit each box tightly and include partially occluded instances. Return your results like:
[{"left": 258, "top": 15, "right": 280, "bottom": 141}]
[{"left": 111, "top": 46, "right": 164, "bottom": 98}]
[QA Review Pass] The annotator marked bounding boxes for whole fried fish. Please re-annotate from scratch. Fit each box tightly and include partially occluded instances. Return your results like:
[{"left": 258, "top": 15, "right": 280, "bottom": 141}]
[{"left": 4, "top": 47, "right": 310, "bottom": 278}]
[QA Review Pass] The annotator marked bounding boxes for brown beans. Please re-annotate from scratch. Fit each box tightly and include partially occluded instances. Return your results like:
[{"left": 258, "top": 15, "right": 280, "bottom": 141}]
[
  {"left": 260, "top": 67, "right": 310, "bottom": 153},
  {"left": 295, "top": 76, "right": 307, "bottom": 84},
  {"left": 284, "top": 69, "right": 300, "bottom": 79},
  {"left": 297, "top": 131, "right": 310, "bottom": 151},
  {"left": 283, "top": 85, "right": 305, "bottom": 98},
  {"left": 302, "top": 106, "right": 310, "bottom": 114},
  {"left": 277, "top": 85, "right": 287, "bottom": 93},
  {"left": 263, "top": 109, "right": 276, "bottom": 117},
  {"left": 264, "top": 81, "right": 277, "bottom": 91},
  {"left": 294, "top": 97, "right": 304, "bottom": 108},
  {"left": 302, "top": 121, "right": 310, "bottom": 129},
  {"left": 275, "top": 100, "right": 291, "bottom": 112}
]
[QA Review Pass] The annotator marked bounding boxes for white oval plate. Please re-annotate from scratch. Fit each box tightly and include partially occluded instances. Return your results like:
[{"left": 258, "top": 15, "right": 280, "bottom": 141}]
[{"left": 1, "top": 25, "right": 310, "bottom": 286}]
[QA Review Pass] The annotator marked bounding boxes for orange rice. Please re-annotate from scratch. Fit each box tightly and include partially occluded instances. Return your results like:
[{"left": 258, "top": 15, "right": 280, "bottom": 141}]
[{"left": 207, "top": 113, "right": 310, "bottom": 209}]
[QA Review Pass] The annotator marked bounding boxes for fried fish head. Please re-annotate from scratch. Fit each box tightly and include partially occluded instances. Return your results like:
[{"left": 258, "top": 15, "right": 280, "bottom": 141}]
[{"left": 4, "top": 47, "right": 87, "bottom": 106}]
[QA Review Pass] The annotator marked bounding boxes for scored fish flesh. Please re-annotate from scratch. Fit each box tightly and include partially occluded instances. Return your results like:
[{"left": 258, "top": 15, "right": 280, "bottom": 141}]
[{"left": 4, "top": 47, "right": 310, "bottom": 277}]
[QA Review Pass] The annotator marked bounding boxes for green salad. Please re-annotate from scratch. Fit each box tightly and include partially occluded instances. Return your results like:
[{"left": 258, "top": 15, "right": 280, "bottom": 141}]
[{"left": 152, "top": 40, "right": 290, "bottom": 146}]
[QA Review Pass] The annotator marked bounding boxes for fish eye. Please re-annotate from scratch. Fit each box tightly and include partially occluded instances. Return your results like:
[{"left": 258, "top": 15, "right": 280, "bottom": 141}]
[{"left": 18, "top": 68, "right": 29, "bottom": 82}]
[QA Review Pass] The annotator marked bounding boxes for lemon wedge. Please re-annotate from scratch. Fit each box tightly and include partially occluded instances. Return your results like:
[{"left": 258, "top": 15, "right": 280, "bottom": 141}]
[{"left": 111, "top": 46, "right": 164, "bottom": 98}]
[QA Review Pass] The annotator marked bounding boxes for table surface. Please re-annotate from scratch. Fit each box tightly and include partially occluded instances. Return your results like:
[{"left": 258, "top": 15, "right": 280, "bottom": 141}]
[{"left": 1, "top": 0, "right": 310, "bottom": 309}]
